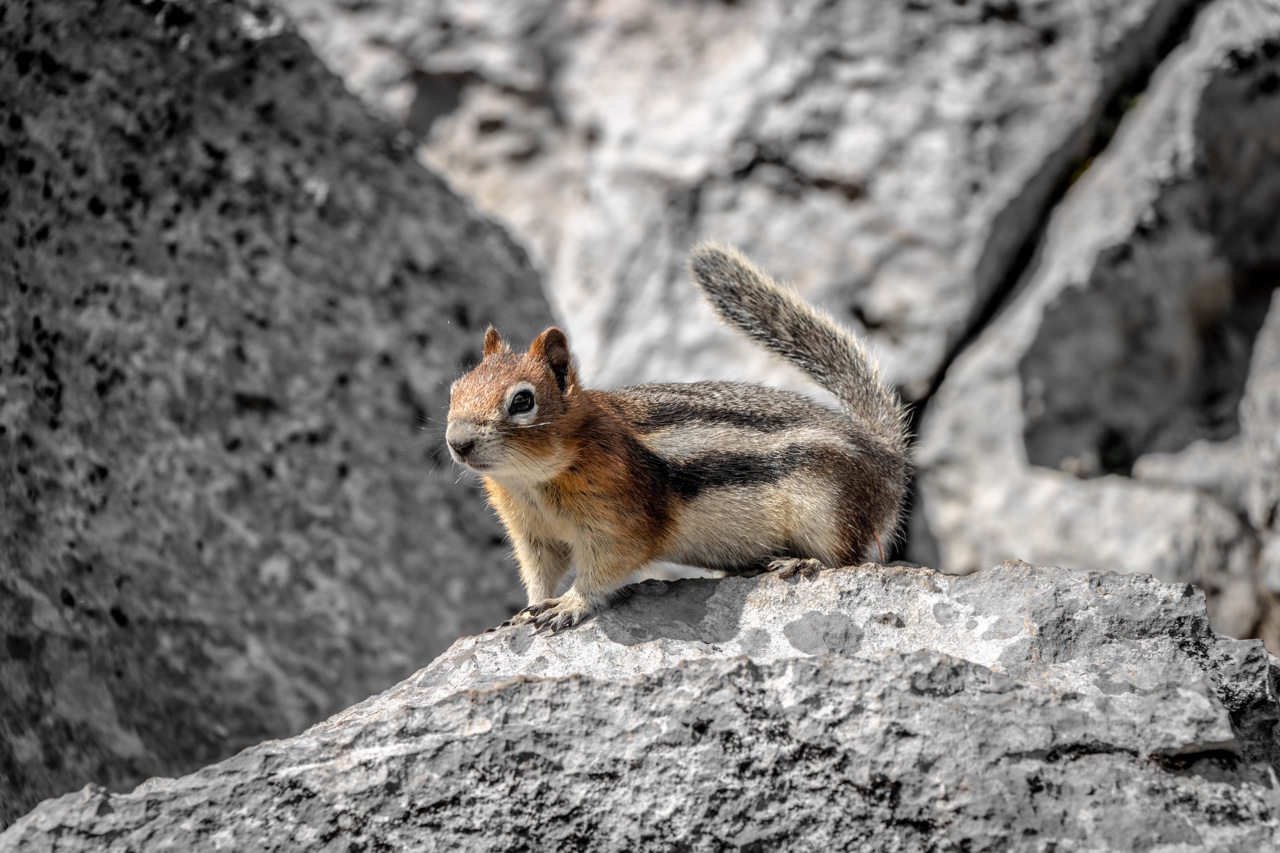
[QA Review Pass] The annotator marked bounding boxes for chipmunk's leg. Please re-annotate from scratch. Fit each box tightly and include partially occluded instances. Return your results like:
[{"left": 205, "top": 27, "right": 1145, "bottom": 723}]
[
  {"left": 503, "top": 535, "right": 572, "bottom": 626},
  {"left": 525, "top": 536, "right": 642, "bottom": 632}
]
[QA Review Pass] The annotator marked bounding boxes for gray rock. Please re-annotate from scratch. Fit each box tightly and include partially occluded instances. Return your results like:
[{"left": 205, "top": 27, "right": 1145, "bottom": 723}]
[
  {"left": 2, "top": 563, "right": 1277, "bottom": 851},
  {"left": 915, "top": 0, "right": 1280, "bottom": 646},
  {"left": 1243, "top": 293, "right": 1280, "bottom": 646},
  {"left": 279, "top": 0, "right": 1201, "bottom": 400},
  {"left": 0, "top": 0, "right": 552, "bottom": 826},
  {"left": 1245, "top": 295, "right": 1280, "bottom": 540}
]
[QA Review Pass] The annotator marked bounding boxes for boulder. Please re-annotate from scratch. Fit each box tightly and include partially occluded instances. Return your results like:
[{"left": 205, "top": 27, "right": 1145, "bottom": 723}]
[
  {"left": 915, "top": 0, "right": 1280, "bottom": 646},
  {"left": 279, "top": 0, "right": 1201, "bottom": 399},
  {"left": 2, "top": 563, "right": 1277, "bottom": 851},
  {"left": 0, "top": 0, "right": 551, "bottom": 826}
]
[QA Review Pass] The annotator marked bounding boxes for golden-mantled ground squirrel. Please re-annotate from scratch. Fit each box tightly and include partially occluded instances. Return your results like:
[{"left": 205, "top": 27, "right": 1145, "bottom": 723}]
[{"left": 446, "top": 243, "right": 909, "bottom": 630}]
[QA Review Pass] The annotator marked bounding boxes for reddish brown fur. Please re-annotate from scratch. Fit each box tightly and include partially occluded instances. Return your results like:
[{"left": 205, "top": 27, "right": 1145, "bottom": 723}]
[
  {"left": 486, "top": 392, "right": 673, "bottom": 564},
  {"left": 447, "top": 305, "right": 906, "bottom": 631},
  {"left": 449, "top": 328, "right": 675, "bottom": 611}
]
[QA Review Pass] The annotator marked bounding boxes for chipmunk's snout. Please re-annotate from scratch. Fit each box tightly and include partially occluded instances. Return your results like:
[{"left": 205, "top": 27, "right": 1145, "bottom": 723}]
[{"left": 445, "top": 422, "right": 478, "bottom": 463}]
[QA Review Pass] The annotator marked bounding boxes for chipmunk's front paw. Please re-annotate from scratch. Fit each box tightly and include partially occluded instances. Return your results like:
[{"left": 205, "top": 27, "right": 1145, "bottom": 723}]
[
  {"left": 769, "top": 557, "right": 824, "bottom": 580},
  {"left": 519, "top": 591, "right": 592, "bottom": 633}
]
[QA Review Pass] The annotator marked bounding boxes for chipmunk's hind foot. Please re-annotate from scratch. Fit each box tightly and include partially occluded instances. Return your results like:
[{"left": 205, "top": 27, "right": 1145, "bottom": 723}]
[{"left": 769, "top": 557, "right": 825, "bottom": 579}]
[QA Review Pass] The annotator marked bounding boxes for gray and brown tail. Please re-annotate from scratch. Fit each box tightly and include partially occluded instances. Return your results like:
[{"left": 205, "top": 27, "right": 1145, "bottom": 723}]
[{"left": 688, "top": 241, "right": 908, "bottom": 457}]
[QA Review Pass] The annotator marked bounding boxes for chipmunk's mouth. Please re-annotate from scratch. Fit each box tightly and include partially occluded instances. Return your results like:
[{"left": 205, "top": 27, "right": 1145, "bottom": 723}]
[
  {"left": 447, "top": 449, "right": 490, "bottom": 471},
  {"left": 456, "top": 449, "right": 508, "bottom": 474}
]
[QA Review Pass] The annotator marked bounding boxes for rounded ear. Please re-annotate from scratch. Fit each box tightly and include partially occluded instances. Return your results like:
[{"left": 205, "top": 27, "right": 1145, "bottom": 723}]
[
  {"left": 483, "top": 325, "right": 509, "bottom": 357},
  {"left": 530, "top": 327, "right": 572, "bottom": 393}
]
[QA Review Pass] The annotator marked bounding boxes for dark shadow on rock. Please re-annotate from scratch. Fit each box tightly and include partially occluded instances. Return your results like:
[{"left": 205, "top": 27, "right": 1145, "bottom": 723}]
[
  {"left": 598, "top": 578, "right": 744, "bottom": 646},
  {"left": 782, "top": 611, "right": 865, "bottom": 656}
]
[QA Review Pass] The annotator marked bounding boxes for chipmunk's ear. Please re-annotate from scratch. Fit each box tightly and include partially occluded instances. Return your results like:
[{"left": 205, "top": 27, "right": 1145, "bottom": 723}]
[
  {"left": 530, "top": 327, "right": 572, "bottom": 394},
  {"left": 483, "top": 325, "right": 509, "bottom": 357}
]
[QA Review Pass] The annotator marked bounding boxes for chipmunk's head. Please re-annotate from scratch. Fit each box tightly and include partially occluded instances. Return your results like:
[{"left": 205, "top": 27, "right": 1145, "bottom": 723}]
[{"left": 445, "top": 325, "right": 578, "bottom": 483}]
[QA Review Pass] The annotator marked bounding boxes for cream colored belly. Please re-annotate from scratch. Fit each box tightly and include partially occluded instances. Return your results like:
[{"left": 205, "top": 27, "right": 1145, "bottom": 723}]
[{"left": 657, "top": 473, "right": 845, "bottom": 569}]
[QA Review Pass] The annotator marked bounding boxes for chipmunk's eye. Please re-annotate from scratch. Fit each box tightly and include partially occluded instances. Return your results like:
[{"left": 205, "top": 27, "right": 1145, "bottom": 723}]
[{"left": 508, "top": 389, "right": 535, "bottom": 416}]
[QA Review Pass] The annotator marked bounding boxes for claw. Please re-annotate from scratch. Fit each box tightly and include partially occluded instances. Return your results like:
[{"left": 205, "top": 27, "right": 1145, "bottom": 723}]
[
  {"left": 521, "top": 601, "right": 551, "bottom": 618},
  {"left": 524, "top": 594, "right": 590, "bottom": 633},
  {"left": 770, "top": 557, "right": 824, "bottom": 580},
  {"left": 494, "top": 604, "right": 542, "bottom": 632},
  {"left": 489, "top": 615, "right": 522, "bottom": 632}
]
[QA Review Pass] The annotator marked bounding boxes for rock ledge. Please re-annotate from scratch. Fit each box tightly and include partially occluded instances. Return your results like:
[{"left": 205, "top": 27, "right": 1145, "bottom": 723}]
[{"left": 2, "top": 563, "right": 1277, "bottom": 851}]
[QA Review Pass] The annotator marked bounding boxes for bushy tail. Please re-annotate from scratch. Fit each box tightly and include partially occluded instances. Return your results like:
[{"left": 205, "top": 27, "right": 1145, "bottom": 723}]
[{"left": 689, "top": 241, "right": 907, "bottom": 456}]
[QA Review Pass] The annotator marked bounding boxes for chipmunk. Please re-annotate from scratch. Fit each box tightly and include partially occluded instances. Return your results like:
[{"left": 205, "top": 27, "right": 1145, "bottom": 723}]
[{"left": 446, "top": 242, "right": 909, "bottom": 631}]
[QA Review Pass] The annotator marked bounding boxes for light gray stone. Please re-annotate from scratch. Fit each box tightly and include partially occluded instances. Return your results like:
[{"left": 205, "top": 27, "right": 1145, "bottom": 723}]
[
  {"left": 1243, "top": 292, "right": 1280, "bottom": 643},
  {"left": 2, "top": 563, "right": 1276, "bottom": 851},
  {"left": 0, "top": 0, "right": 552, "bottom": 827},
  {"left": 915, "top": 0, "right": 1280, "bottom": 645},
  {"left": 279, "top": 0, "right": 1200, "bottom": 400},
  {"left": 1244, "top": 295, "right": 1280, "bottom": 531}
]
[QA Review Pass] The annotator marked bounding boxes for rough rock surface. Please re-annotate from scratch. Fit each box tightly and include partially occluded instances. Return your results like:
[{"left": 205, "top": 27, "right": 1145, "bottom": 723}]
[
  {"left": 279, "top": 0, "right": 1200, "bottom": 399},
  {"left": 915, "top": 0, "right": 1280, "bottom": 648},
  {"left": 2, "top": 563, "right": 1277, "bottom": 851},
  {"left": 0, "top": 0, "right": 552, "bottom": 826}
]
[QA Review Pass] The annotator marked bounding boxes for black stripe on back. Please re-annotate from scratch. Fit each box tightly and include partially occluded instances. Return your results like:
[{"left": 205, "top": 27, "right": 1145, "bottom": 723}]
[{"left": 664, "top": 445, "right": 828, "bottom": 500}]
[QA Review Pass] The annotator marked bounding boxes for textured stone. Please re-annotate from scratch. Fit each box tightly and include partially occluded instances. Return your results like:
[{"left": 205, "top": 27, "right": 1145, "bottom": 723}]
[
  {"left": 0, "top": 0, "right": 552, "bottom": 827},
  {"left": 2, "top": 563, "right": 1277, "bottom": 851},
  {"left": 915, "top": 0, "right": 1280, "bottom": 647},
  {"left": 279, "top": 0, "right": 1200, "bottom": 400}
]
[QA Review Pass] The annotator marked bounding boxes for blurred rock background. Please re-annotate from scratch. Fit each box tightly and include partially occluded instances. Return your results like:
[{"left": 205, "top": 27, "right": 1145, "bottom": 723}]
[
  {"left": 3, "top": 0, "right": 1279, "bottom": 832},
  {"left": 279, "top": 0, "right": 1280, "bottom": 645},
  {"left": 0, "top": 0, "right": 550, "bottom": 827}
]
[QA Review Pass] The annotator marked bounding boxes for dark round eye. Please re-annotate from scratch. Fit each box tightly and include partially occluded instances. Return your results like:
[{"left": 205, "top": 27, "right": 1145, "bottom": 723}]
[{"left": 508, "top": 389, "right": 535, "bottom": 416}]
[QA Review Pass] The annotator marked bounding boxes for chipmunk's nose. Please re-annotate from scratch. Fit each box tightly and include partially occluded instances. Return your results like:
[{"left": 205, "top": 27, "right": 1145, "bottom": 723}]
[{"left": 445, "top": 422, "right": 476, "bottom": 460}]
